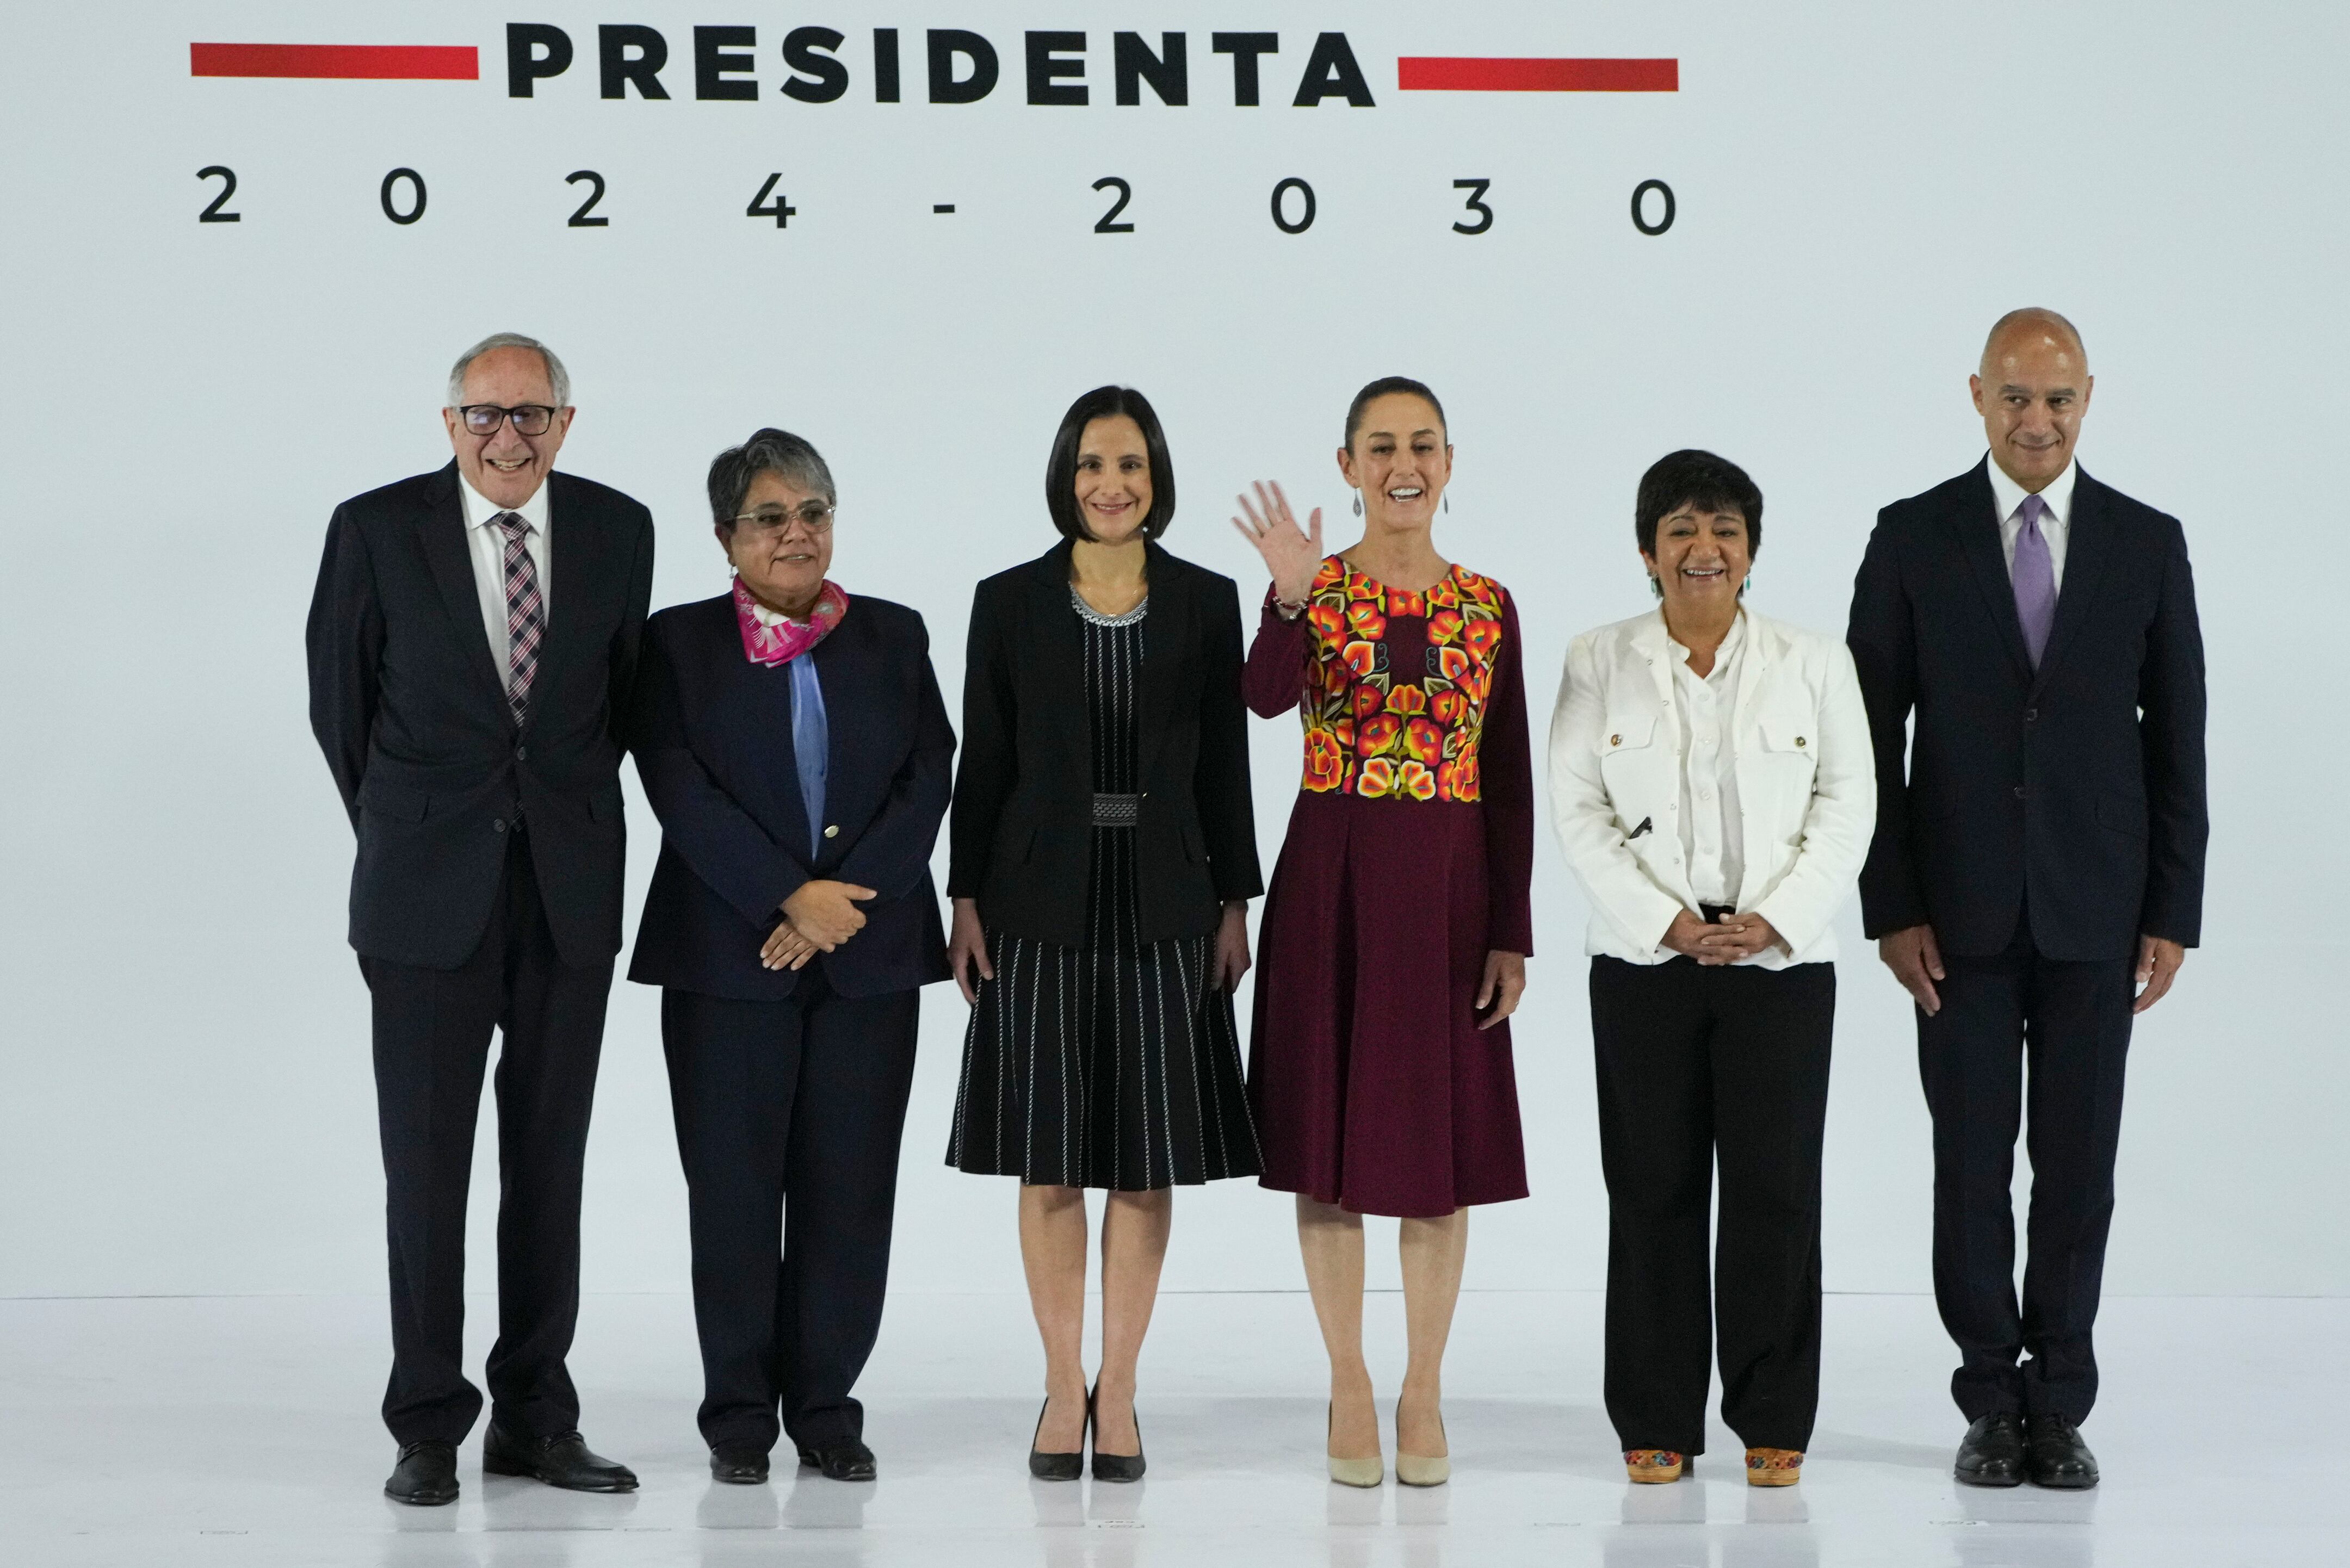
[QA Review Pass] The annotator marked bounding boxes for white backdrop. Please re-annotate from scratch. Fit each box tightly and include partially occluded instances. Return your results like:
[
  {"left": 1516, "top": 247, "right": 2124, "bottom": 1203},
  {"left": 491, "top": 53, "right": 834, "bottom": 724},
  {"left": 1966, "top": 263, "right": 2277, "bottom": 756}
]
[{"left": 2, "top": 1, "right": 2342, "bottom": 1305}]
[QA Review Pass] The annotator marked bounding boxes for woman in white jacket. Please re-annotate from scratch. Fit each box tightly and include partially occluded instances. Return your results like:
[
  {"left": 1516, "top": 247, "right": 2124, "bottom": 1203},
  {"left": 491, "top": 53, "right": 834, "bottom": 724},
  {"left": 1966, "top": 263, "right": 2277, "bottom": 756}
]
[{"left": 1548, "top": 450, "right": 1873, "bottom": 1490}]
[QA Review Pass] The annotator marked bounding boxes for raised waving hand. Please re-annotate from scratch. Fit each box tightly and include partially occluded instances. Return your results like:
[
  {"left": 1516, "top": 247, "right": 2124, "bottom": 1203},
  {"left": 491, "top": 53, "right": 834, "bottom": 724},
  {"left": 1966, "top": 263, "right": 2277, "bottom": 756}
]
[{"left": 1229, "top": 481, "right": 1326, "bottom": 608}]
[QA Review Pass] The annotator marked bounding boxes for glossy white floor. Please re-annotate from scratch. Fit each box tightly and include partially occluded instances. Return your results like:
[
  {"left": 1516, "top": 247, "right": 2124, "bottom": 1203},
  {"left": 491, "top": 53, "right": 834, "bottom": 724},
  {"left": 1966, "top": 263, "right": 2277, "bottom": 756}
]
[{"left": 3, "top": 1290, "right": 2339, "bottom": 1567}]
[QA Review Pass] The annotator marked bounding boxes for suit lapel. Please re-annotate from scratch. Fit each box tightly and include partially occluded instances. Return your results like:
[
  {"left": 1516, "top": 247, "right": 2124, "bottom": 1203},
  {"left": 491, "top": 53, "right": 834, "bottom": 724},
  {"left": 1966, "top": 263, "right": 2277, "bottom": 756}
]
[
  {"left": 1135, "top": 542, "right": 1185, "bottom": 786},
  {"left": 417, "top": 462, "right": 508, "bottom": 701},
  {"left": 2030, "top": 468, "right": 2111, "bottom": 694},
  {"left": 522, "top": 473, "right": 589, "bottom": 740},
  {"left": 810, "top": 611, "right": 868, "bottom": 855},
  {"left": 1028, "top": 542, "right": 1090, "bottom": 768},
  {"left": 1636, "top": 611, "right": 1675, "bottom": 716},
  {"left": 1950, "top": 458, "right": 2035, "bottom": 684},
  {"left": 1728, "top": 606, "right": 1768, "bottom": 723},
  {"left": 707, "top": 609, "right": 810, "bottom": 850},
  {"left": 1730, "top": 613, "right": 1781, "bottom": 909}
]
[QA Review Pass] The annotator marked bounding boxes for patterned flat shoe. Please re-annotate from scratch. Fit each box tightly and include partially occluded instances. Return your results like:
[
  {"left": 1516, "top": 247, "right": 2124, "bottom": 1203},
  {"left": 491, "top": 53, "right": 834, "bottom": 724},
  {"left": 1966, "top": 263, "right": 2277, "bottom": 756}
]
[
  {"left": 1745, "top": 1447, "right": 1802, "bottom": 1486},
  {"left": 1624, "top": 1449, "right": 1685, "bottom": 1483}
]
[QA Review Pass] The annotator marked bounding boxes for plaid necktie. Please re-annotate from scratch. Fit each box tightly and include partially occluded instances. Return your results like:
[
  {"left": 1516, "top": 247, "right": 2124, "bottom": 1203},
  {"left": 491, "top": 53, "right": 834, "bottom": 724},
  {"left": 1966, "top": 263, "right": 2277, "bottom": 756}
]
[
  {"left": 494, "top": 512, "right": 544, "bottom": 728},
  {"left": 2011, "top": 493, "right": 2057, "bottom": 669}
]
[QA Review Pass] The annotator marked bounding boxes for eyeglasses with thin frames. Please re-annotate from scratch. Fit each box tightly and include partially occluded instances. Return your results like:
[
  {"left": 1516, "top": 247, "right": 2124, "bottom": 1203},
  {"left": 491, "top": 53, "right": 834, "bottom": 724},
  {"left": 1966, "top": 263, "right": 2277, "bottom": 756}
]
[
  {"left": 733, "top": 502, "right": 836, "bottom": 537},
  {"left": 459, "top": 404, "right": 560, "bottom": 437}
]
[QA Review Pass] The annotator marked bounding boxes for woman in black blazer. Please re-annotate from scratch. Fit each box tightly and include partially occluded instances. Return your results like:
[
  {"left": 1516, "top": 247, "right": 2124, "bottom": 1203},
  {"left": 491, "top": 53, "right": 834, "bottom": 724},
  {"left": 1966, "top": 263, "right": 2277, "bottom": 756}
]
[
  {"left": 629, "top": 428, "right": 954, "bottom": 1487},
  {"left": 945, "top": 387, "right": 1263, "bottom": 1482}
]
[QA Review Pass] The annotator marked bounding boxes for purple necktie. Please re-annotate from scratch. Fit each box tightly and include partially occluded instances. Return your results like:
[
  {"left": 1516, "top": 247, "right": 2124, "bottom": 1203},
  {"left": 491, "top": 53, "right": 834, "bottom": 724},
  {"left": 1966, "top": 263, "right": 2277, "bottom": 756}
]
[{"left": 2011, "top": 493, "right": 2056, "bottom": 669}]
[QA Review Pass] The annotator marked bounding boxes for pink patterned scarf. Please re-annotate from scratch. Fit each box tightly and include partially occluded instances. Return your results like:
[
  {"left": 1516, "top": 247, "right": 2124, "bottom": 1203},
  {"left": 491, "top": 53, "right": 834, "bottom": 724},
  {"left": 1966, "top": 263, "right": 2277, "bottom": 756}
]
[{"left": 733, "top": 574, "right": 849, "bottom": 666}]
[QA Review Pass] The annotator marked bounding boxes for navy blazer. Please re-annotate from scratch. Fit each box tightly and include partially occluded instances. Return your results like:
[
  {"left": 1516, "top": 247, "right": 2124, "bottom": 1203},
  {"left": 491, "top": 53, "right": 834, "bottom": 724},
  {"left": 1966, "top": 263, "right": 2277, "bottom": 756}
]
[
  {"left": 1846, "top": 459, "right": 2207, "bottom": 962},
  {"left": 306, "top": 462, "right": 654, "bottom": 969},
  {"left": 627, "top": 591, "right": 955, "bottom": 1000}
]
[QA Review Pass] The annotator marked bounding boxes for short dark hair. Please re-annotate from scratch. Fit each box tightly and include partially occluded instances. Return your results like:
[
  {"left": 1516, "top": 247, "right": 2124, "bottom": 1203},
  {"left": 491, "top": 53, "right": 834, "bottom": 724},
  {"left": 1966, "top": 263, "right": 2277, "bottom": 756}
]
[
  {"left": 709, "top": 427, "right": 835, "bottom": 536},
  {"left": 1046, "top": 386, "right": 1174, "bottom": 541},
  {"left": 1344, "top": 376, "right": 1448, "bottom": 449},
  {"left": 1635, "top": 449, "right": 1763, "bottom": 559}
]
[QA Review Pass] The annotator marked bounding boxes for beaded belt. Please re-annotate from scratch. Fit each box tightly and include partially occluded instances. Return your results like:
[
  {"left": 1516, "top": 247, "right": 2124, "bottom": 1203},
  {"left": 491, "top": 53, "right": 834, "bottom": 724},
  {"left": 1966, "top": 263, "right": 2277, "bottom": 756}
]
[{"left": 1092, "top": 792, "right": 1140, "bottom": 827}]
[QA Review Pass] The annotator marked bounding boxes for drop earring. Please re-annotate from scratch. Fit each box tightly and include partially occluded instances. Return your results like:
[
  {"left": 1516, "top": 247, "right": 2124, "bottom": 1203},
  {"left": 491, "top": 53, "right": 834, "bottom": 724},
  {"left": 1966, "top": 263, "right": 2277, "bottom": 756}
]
[
  {"left": 1742, "top": 574, "right": 1753, "bottom": 594},
  {"left": 1443, "top": 493, "right": 1450, "bottom": 513},
  {"left": 1649, "top": 574, "right": 1663, "bottom": 600},
  {"left": 1352, "top": 493, "right": 1363, "bottom": 516}
]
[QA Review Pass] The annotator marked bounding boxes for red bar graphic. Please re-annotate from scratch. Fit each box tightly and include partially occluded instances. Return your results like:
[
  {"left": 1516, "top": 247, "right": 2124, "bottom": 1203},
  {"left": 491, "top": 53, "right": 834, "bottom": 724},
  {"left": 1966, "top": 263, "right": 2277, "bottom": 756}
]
[
  {"left": 1398, "top": 57, "right": 1678, "bottom": 93},
  {"left": 190, "top": 43, "right": 479, "bottom": 80}
]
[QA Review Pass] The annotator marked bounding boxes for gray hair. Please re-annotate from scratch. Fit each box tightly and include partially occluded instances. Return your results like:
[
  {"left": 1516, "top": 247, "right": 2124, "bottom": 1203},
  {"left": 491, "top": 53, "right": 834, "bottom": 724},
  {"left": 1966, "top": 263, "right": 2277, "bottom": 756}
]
[
  {"left": 446, "top": 332, "right": 572, "bottom": 408},
  {"left": 709, "top": 427, "right": 837, "bottom": 531}
]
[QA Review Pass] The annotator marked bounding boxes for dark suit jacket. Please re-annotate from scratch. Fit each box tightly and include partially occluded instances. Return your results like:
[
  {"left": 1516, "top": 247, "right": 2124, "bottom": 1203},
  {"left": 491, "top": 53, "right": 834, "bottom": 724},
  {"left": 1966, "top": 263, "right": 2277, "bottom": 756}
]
[
  {"left": 627, "top": 592, "right": 954, "bottom": 1001},
  {"left": 1846, "top": 459, "right": 2207, "bottom": 961},
  {"left": 947, "top": 540, "right": 1263, "bottom": 948},
  {"left": 307, "top": 462, "right": 654, "bottom": 969}
]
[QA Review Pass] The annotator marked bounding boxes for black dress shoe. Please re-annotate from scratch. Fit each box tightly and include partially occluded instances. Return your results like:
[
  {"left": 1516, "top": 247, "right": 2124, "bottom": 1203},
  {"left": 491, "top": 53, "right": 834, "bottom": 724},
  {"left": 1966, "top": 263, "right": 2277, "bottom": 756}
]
[
  {"left": 385, "top": 1440, "right": 459, "bottom": 1506},
  {"left": 1954, "top": 1413, "right": 2026, "bottom": 1487},
  {"left": 1087, "top": 1385, "right": 1146, "bottom": 1484},
  {"left": 796, "top": 1437, "right": 877, "bottom": 1482},
  {"left": 2025, "top": 1415, "right": 2100, "bottom": 1490},
  {"left": 709, "top": 1446, "right": 771, "bottom": 1484},
  {"left": 1029, "top": 1396, "right": 1084, "bottom": 1481},
  {"left": 482, "top": 1424, "right": 639, "bottom": 1492}
]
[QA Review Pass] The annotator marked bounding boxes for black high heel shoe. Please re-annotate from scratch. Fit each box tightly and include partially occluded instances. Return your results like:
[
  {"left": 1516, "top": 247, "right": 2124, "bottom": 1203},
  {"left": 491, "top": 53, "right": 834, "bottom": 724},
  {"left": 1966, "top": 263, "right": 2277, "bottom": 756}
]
[
  {"left": 1029, "top": 1393, "right": 1085, "bottom": 1481},
  {"left": 1088, "top": 1383, "right": 1146, "bottom": 1483}
]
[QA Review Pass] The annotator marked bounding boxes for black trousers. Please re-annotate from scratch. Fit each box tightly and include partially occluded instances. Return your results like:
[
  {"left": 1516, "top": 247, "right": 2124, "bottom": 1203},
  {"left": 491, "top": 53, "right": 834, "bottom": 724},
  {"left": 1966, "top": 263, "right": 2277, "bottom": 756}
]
[
  {"left": 1920, "top": 912, "right": 2133, "bottom": 1424},
  {"left": 662, "top": 974, "right": 921, "bottom": 1453},
  {"left": 361, "top": 828, "right": 614, "bottom": 1446},
  {"left": 1590, "top": 956, "right": 1836, "bottom": 1454}
]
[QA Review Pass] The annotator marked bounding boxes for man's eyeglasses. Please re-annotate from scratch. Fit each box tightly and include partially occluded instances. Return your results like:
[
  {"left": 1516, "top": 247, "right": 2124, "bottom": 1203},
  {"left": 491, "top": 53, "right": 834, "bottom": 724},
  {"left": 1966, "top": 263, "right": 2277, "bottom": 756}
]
[
  {"left": 733, "top": 502, "right": 836, "bottom": 536},
  {"left": 459, "top": 404, "right": 560, "bottom": 437}
]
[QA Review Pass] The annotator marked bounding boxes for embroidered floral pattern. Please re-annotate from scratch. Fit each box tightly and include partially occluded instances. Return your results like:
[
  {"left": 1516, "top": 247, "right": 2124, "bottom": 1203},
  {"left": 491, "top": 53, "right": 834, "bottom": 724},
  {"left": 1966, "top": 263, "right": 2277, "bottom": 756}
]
[{"left": 1295, "top": 559, "right": 1506, "bottom": 802}]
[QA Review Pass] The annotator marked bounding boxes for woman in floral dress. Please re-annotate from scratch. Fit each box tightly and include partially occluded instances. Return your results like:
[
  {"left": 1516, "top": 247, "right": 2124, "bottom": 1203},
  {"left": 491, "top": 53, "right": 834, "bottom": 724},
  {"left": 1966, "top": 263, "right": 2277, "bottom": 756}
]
[{"left": 1230, "top": 376, "right": 1534, "bottom": 1489}]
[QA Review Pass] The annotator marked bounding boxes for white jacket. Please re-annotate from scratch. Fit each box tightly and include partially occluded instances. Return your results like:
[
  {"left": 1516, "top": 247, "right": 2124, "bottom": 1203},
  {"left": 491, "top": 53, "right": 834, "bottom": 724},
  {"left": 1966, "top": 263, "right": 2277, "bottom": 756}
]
[{"left": 1547, "top": 608, "right": 1875, "bottom": 967}]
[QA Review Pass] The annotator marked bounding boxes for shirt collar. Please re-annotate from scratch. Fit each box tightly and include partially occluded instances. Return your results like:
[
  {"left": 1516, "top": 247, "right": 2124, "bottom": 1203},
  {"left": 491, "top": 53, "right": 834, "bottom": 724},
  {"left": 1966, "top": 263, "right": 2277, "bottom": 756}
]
[
  {"left": 1665, "top": 604, "right": 1746, "bottom": 668},
  {"left": 458, "top": 472, "right": 551, "bottom": 536},
  {"left": 1986, "top": 454, "right": 2076, "bottom": 530}
]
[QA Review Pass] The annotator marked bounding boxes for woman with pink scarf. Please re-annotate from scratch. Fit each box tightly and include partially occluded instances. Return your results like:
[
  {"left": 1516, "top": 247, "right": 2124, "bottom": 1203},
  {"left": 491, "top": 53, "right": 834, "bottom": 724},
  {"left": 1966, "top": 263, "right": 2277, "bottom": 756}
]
[{"left": 627, "top": 427, "right": 954, "bottom": 1488}]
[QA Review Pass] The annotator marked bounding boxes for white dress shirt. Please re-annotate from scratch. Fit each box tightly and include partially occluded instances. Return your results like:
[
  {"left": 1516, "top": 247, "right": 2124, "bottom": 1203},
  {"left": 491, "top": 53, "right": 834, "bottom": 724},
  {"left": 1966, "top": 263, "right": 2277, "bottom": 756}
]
[
  {"left": 1986, "top": 455, "right": 2075, "bottom": 592},
  {"left": 1668, "top": 611, "right": 1747, "bottom": 906},
  {"left": 457, "top": 475, "right": 552, "bottom": 692}
]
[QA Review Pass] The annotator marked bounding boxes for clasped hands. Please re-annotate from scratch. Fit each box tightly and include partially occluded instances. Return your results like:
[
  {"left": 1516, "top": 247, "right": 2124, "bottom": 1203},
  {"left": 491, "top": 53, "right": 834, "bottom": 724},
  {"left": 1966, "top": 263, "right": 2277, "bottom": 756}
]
[
  {"left": 760, "top": 879, "right": 877, "bottom": 971},
  {"left": 1662, "top": 908, "right": 1784, "bottom": 966}
]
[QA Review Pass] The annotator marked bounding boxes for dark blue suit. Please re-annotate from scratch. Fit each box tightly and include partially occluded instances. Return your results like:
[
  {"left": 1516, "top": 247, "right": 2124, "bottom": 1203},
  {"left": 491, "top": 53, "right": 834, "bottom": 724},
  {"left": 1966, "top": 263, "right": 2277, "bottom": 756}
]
[
  {"left": 628, "top": 589, "right": 953, "bottom": 1454},
  {"left": 306, "top": 461, "right": 654, "bottom": 1448},
  {"left": 1848, "top": 458, "right": 2207, "bottom": 1427}
]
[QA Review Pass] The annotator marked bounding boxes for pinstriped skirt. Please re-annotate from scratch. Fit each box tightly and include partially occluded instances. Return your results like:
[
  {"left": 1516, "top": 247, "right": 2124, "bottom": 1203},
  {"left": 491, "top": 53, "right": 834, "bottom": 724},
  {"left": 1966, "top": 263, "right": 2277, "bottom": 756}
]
[{"left": 946, "top": 824, "right": 1263, "bottom": 1191}]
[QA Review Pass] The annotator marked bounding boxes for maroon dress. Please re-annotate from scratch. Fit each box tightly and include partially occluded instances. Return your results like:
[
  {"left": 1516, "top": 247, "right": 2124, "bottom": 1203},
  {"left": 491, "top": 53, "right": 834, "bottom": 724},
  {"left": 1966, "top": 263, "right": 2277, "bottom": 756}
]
[{"left": 1243, "top": 557, "right": 1535, "bottom": 1218}]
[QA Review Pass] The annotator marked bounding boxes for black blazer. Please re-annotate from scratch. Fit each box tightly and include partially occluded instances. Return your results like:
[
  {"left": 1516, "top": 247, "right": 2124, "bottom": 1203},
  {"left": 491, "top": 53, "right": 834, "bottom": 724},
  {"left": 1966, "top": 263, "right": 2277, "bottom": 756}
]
[
  {"left": 947, "top": 540, "right": 1263, "bottom": 948},
  {"left": 1846, "top": 459, "right": 2207, "bottom": 962},
  {"left": 307, "top": 462, "right": 654, "bottom": 969},
  {"left": 627, "top": 592, "right": 954, "bottom": 1001}
]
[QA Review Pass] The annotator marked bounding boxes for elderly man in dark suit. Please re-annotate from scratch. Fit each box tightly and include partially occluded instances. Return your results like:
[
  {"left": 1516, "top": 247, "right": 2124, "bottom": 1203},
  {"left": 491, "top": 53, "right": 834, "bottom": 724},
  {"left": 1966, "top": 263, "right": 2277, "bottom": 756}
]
[
  {"left": 308, "top": 333, "right": 654, "bottom": 1505},
  {"left": 1847, "top": 309, "right": 2206, "bottom": 1491}
]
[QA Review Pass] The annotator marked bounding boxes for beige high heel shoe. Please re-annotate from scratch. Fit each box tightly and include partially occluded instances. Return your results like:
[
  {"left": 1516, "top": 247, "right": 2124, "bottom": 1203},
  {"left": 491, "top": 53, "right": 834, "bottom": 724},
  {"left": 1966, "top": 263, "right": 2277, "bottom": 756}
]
[
  {"left": 1326, "top": 1404, "right": 1383, "bottom": 1488},
  {"left": 1395, "top": 1408, "right": 1450, "bottom": 1487}
]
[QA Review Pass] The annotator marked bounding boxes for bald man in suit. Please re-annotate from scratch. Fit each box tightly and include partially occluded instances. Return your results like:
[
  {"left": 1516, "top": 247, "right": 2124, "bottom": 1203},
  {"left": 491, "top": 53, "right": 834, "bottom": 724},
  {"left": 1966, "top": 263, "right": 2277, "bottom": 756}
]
[{"left": 1846, "top": 310, "right": 2206, "bottom": 1490}]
